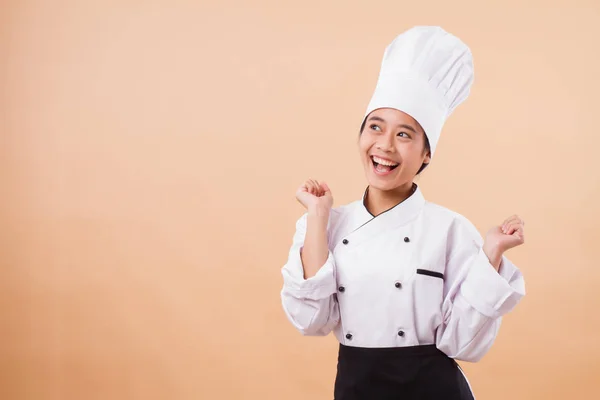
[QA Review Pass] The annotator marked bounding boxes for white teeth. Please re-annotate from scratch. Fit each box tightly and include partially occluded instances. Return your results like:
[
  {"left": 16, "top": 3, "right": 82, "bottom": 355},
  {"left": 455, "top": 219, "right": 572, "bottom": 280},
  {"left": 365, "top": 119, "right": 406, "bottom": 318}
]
[{"left": 372, "top": 156, "right": 398, "bottom": 167}]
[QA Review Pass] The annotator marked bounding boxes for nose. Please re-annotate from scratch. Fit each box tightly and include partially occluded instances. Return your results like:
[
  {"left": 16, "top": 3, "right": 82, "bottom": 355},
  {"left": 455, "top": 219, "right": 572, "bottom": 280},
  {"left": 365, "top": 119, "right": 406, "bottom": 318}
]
[{"left": 376, "top": 133, "right": 394, "bottom": 152}]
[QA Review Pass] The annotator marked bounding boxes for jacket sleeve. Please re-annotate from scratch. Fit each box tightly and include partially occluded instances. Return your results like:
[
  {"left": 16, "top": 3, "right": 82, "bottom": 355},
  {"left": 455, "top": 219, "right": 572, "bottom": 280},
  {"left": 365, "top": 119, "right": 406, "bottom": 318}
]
[
  {"left": 436, "top": 217, "right": 526, "bottom": 362},
  {"left": 280, "top": 213, "right": 340, "bottom": 336}
]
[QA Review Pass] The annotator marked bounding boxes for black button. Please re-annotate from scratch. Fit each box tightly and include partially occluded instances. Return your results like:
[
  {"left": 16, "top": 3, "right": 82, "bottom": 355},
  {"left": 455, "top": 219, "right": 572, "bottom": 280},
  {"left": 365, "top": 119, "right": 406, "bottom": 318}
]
[
  {"left": 395, "top": 282, "right": 402, "bottom": 289},
  {"left": 346, "top": 333, "right": 353, "bottom": 340},
  {"left": 342, "top": 239, "right": 349, "bottom": 245},
  {"left": 404, "top": 237, "right": 410, "bottom": 243},
  {"left": 398, "top": 330, "right": 405, "bottom": 337},
  {"left": 338, "top": 286, "right": 345, "bottom": 293}
]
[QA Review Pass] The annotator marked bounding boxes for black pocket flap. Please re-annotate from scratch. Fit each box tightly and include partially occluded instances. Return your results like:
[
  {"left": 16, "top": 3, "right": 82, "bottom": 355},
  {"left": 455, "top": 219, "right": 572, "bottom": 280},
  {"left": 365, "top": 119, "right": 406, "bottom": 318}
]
[{"left": 416, "top": 269, "right": 444, "bottom": 280}]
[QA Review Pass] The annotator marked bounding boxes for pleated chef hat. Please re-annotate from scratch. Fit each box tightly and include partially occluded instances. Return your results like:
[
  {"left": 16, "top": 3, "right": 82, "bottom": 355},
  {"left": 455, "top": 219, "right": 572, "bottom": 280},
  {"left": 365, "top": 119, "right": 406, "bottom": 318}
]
[{"left": 364, "top": 26, "right": 474, "bottom": 157}]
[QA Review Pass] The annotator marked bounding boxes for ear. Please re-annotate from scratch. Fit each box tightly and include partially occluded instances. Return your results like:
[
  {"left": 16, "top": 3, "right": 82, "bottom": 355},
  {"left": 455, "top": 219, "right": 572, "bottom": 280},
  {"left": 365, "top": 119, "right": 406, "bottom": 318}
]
[{"left": 423, "top": 150, "right": 431, "bottom": 165}]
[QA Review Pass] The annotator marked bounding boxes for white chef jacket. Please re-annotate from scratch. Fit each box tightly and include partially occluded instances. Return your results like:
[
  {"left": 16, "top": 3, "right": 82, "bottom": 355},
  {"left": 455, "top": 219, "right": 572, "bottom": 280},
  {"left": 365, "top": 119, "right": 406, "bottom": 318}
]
[{"left": 280, "top": 186, "right": 525, "bottom": 362}]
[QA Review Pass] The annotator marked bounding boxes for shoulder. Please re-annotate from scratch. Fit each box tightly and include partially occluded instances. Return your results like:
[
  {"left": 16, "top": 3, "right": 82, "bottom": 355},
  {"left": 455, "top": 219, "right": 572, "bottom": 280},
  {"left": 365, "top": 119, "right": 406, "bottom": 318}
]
[
  {"left": 326, "top": 199, "right": 363, "bottom": 228},
  {"left": 422, "top": 200, "right": 483, "bottom": 245},
  {"left": 331, "top": 199, "right": 362, "bottom": 216},
  {"left": 294, "top": 199, "right": 361, "bottom": 229}
]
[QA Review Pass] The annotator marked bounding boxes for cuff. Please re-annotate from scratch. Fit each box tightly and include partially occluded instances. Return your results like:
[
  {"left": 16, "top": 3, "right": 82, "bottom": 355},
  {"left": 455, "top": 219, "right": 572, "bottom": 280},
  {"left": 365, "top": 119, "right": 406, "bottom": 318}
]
[
  {"left": 281, "top": 248, "right": 336, "bottom": 301},
  {"left": 459, "top": 248, "right": 526, "bottom": 318}
]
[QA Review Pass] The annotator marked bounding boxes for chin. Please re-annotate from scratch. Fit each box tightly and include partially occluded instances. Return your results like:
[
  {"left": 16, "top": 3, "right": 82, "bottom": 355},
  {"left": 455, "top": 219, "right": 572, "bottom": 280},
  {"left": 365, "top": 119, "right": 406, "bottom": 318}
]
[
  {"left": 368, "top": 181, "right": 401, "bottom": 192},
  {"left": 364, "top": 175, "right": 400, "bottom": 192}
]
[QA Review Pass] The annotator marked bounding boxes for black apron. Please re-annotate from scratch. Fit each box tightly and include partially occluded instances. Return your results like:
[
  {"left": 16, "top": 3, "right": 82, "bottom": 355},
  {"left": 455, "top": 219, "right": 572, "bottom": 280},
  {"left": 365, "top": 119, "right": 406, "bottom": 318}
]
[{"left": 334, "top": 344, "right": 475, "bottom": 400}]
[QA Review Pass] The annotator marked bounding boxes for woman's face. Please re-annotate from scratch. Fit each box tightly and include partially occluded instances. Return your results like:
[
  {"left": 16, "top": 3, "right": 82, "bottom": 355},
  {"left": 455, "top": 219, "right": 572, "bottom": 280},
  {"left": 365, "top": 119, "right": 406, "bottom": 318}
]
[{"left": 359, "top": 108, "right": 431, "bottom": 192}]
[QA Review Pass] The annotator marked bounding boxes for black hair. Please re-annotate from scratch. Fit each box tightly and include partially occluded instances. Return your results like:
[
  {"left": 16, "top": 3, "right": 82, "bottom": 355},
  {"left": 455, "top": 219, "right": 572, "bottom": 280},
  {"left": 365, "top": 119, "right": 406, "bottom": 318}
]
[{"left": 359, "top": 118, "right": 430, "bottom": 175}]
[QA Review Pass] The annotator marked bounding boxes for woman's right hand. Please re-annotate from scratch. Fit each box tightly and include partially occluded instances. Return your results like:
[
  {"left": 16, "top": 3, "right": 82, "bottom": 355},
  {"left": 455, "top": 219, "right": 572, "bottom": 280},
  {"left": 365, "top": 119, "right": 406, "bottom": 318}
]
[{"left": 295, "top": 179, "right": 333, "bottom": 214}]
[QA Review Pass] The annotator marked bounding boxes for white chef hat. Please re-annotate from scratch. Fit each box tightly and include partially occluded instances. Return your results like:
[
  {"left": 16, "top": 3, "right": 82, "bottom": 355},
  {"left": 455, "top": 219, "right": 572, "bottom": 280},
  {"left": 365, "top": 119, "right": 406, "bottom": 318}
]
[{"left": 363, "top": 26, "right": 474, "bottom": 157}]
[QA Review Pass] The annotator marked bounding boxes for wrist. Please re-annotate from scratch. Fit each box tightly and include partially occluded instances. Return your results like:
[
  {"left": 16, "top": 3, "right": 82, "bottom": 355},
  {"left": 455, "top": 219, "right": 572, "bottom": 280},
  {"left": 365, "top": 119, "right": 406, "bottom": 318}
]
[
  {"left": 308, "top": 205, "right": 331, "bottom": 218},
  {"left": 483, "top": 243, "right": 503, "bottom": 271}
]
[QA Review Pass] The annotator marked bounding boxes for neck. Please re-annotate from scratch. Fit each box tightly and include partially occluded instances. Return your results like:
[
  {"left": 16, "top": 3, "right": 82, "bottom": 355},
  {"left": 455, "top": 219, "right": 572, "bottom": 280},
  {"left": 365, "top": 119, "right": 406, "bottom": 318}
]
[{"left": 364, "top": 182, "right": 416, "bottom": 216}]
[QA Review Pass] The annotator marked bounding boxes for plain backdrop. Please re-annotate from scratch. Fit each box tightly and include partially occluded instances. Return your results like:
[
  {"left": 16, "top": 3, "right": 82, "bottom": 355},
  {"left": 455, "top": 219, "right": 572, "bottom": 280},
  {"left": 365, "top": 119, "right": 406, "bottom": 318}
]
[{"left": 1, "top": 0, "right": 599, "bottom": 399}]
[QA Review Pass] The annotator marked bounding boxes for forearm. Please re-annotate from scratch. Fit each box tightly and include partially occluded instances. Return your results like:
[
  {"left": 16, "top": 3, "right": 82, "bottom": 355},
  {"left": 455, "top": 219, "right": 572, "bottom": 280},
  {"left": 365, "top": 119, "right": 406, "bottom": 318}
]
[
  {"left": 301, "top": 206, "right": 330, "bottom": 279},
  {"left": 437, "top": 294, "right": 501, "bottom": 362}
]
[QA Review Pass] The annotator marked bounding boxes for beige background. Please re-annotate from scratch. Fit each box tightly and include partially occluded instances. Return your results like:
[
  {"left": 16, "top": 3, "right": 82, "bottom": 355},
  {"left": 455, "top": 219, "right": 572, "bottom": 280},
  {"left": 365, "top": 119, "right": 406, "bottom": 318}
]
[{"left": 1, "top": 0, "right": 599, "bottom": 399}]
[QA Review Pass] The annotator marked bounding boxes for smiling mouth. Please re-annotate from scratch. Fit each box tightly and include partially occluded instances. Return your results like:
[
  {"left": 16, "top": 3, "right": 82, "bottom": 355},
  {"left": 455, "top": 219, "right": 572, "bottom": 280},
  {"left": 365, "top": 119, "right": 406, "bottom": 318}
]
[{"left": 371, "top": 155, "right": 399, "bottom": 173}]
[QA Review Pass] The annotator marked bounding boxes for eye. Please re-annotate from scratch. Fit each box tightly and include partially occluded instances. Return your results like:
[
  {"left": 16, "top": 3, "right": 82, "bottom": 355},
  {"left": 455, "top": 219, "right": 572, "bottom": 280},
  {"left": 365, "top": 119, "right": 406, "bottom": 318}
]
[
  {"left": 397, "top": 131, "right": 410, "bottom": 138},
  {"left": 370, "top": 124, "right": 382, "bottom": 131}
]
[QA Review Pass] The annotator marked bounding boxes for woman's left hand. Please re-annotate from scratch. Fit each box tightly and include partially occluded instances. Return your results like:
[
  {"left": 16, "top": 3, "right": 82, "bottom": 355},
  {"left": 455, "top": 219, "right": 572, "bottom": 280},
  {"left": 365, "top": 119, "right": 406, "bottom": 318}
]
[{"left": 483, "top": 215, "right": 525, "bottom": 271}]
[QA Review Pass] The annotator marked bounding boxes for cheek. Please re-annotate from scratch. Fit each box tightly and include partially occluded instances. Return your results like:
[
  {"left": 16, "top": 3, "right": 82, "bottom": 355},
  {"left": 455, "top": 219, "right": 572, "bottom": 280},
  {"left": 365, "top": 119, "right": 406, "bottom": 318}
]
[
  {"left": 398, "top": 146, "right": 424, "bottom": 170},
  {"left": 358, "top": 136, "right": 372, "bottom": 156}
]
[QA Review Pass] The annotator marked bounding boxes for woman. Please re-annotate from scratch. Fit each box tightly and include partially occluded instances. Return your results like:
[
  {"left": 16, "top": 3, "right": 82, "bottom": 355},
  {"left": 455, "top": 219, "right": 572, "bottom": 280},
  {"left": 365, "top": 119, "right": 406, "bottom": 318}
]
[{"left": 280, "top": 26, "right": 526, "bottom": 399}]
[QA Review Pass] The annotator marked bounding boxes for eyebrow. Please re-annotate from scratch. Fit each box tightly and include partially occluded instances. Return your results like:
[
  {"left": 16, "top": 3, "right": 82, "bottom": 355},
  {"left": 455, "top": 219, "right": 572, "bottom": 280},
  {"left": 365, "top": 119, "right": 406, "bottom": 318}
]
[{"left": 367, "top": 116, "right": 418, "bottom": 133}]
